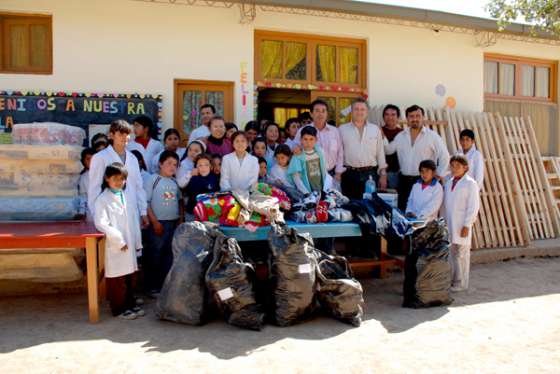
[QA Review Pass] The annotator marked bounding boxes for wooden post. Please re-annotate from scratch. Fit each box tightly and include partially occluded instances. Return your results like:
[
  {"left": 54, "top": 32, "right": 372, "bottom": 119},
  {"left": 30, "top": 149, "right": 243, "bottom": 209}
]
[{"left": 86, "top": 237, "right": 99, "bottom": 323}]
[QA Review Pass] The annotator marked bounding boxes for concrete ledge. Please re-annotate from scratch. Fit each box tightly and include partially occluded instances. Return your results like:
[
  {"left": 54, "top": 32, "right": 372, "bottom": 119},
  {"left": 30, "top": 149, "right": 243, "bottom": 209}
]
[{"left": 472, "top": 239, "right": 560, "bottom": 264}]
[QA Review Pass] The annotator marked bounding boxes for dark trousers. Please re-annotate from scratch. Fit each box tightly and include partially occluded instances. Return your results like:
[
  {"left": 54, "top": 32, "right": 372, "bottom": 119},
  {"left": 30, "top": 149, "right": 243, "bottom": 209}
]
[
  {"left": 107, "top": 273, "right": 136, "bottom": 316},
  {"left": 145, "top": 219, "right": 178, "bottom": 291},
  {"left": 397, "top": 174, "right": 419, "bottom": 211},
  {"left": 341, "top": 167, "right": 378, "bottom": 200}
]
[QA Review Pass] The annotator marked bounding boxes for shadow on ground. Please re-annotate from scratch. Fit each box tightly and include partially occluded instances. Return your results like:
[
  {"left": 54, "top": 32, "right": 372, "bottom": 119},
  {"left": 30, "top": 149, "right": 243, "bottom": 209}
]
[{"left": 0, "top": 257, "right": 558, "bottom": 358}]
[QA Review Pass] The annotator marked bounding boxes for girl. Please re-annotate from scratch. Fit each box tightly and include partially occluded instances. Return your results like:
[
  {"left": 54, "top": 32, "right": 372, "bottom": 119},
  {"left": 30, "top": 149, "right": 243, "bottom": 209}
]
[
  {"left": 151, "top": 129, "right": 186, "bottom": 173},
  {"left": 177, "top": 140, "right": 205, "bottom": 188},
  {"left": 91, "top": 133, "right": 109, "bottom": 152},
  {"left": 205, "top": 116, "right": 233, "bottom": 157},
  {"left": 258, "top": 157, "right": 268, "bottom": 183},
  {"left": 94, "top": 162, "right": 144, "bottom": 320},
  {"left": 221, "top": 131, "right": 259, "bottom": 192},
  {"left": 269, "top": 144, "right": 294, "bottom": 188},
  {"left": 131, "top": 150, "right": 152, "bottom": 187},
  {"left": 211, "top": 154, "right": 222, "bottom": 177},
  {"left": 225, "top": 122, "right": 238, "bottom": 140},
  {"left": 144, "top": 151, "right": 184, "bottom": 296},
  {"left": 405, "top": 160, "right": 444, "bottom": 222},
  {"left": 252, "top": 137, "right": 267, "bottom": 159},
  {"left": 244, "top": 121, "right": 260, "bottom": 145},
  {"left": 264, "top": 122, "right": 280, "bottom": 168},
  {"left": 77, "top": 148, "right": 95, "bottom": 220},
  {"left": 185, "top": 153, "right": 220, "bottom": 220},
  {"left": 126, "top": 115, "right": 164, "bottom": 173},
  {"left": 284, "top": 118, "right": 300, "bottom": 150},
  {"left": 444, "top": 155, "right": 480, "bottom": 292}
]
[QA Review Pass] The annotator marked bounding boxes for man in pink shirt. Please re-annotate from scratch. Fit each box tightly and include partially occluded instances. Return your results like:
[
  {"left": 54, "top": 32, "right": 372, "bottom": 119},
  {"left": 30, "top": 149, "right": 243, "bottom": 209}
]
[{"left": 295, "top": 99, "right": 345, "bottom": 181}]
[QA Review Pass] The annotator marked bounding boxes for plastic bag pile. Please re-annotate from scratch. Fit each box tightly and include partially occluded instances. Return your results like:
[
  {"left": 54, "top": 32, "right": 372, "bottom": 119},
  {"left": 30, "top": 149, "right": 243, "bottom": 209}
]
[{"left": 156, "top": 221, "right": 364, "bottom": 330}]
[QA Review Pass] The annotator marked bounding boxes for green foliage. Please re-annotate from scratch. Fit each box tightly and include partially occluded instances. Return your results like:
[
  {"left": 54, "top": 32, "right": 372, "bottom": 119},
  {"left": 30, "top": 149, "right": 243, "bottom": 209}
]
[{"left": 486, "top": 0, "right": 560, "bottom": 36}]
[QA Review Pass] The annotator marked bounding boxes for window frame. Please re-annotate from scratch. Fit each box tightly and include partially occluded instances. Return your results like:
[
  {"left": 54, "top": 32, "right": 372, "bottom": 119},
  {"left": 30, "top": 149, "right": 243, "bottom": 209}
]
[
  {"left": 255, "top": 30, "right": 367, "bottom": 89},
  {"left": 0, "top": 12, "right": 53, "bottom": 75},
  {"left": 484, "top": 53, "right": 557, "bottom": 103}
]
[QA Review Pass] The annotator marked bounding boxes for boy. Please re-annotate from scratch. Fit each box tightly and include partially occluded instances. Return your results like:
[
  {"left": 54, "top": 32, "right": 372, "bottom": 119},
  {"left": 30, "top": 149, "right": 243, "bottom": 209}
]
[
  {"left": 406, "top": 160, "right": 444, "bottom": 222},
  {"left": 185, "top": 153, "right": 220, "bottom": 220},
  {"left": 444, "top": 155, "right": 480, "bottom": 292},
  {"left": 269, "top": 144, "right": 294, "bottom": 188},
  {"left": 144, "top": 150, "right": 184, "bottom": 297},
  {"left": 258, "top": 157, "right": 268, "bottom": 183},
  {"left": 288, "top": 126, "right": 331, "bottom": 194},
  {"left": 457, "top": 129, "right": 484, "bottom": 190},
  {"left": 127, "top": 115, "right": 163, "bottom": 173}
]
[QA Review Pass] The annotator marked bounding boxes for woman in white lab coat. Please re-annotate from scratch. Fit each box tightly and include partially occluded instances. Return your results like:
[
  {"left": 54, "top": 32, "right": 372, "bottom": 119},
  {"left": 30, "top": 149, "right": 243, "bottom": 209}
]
[
  {"left": 93, "top": 162, "right": 142, "bottom": 319},
  {"left": 126, "top": 115, "right": 164, "bottom": 173},
  {"left": 220, "top": 132, "right": 259, "bottom": 192},
  {"left": 88, "top": 120, "right": 147, "bottom": 255},
  {"left": 444, "top": 155, "right": 480, "bottom": 292}
]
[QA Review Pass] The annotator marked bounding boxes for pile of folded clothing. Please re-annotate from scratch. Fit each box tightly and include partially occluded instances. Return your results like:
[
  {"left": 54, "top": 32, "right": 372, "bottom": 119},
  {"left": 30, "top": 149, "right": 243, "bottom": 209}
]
[{"left": 287, "top": 190, "right": 353, "bottom": 224}]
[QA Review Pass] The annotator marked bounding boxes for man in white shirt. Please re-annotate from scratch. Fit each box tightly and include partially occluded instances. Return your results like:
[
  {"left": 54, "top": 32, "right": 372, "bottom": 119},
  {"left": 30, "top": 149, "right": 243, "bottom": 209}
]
[
  {"left": 339, "top": 98, "right": 388, "bottom": 200},
  {"left": 384, "top": 105, "right": 450, "bottom": 211},
  {"left": 189, "top": 103, "right": 216, "bottom": 141},
  {"left": 294, "top": 99, "right": 345, "bottom": 181}
]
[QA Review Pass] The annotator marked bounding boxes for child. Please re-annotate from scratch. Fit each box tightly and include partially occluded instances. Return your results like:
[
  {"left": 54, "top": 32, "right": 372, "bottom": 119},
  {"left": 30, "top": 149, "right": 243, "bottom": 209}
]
[
  {"left": 264, "top": 122, "right": 280, "bottom": 167},
  {"left": 252, "top": 137, "right": 267, "bottom": 159},
  {"left": 77, "top": 148, "right": 95, "bottom": 220},
  {"left": 127, "top": 115, "right": 164, "bottom": 173},
  {"left": 131, "top": 150, "right": 152, "bottom": 187},
  {"left": 269, "top": 144, "right": 294, "bottom": 188},
  {"left": 185, "top": 153, "right": 220, "bottom": 220},
  {"left": 258, "top": 157, "right": 268, "bottom": 183},
  {"left": 298, "top": 111, "right": 313, "bottom": 126},
  {"left": 444, "top": 155, "right": 480, "bottom": 292},
  {"left": 284, "top": 118, "right": 300, "bottom": 150},
  {"left": 94, "top": 162, "right": 144, "bottom": 319},
  {"left": 225, "top": 122, "right": 238, "bottom": 140},
  {"left": 177, "top": 140, "right": 205, "bottom": 188},
  {"left": 211, "top": 154, "right": 222, "bottom": 176},
  {"left": 144, "top": 151, "right": 184, "bottom": 296},
  {"left": 205, "top": 116, "right": 233, "bottom": 157},
  {"left": 221, "top": 131, "right": 259, "bottom": 192},
  {"left": 244, "top": 121, "right": 260, "bottom": 148},
  {"left": 457, "top": 129, "right": 484, "bottom": 190},
  {"left": 151, "top": 129, "right": 186, "bottom": 173},
  {"left": 91, "top": 133, "right": 109, "bottom": 152},
  {"left": 405, "top": 160, "right": 444, "bottom": 222},
  {"left": 288, "top": 126, "right": 332, "bottom": 194}
]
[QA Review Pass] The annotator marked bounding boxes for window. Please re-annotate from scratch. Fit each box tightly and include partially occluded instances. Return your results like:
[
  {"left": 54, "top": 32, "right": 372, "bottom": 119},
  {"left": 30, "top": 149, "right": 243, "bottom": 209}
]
[
  {"left": 0, "top": 12, "right": 52, "bottom": 74},
  {"left": 311, "top": 92, "right": 361, "bottom": 126},
  {"left": 174, "top": 80, "right": 234, "bottom": 144},
  {"left": 255, "top": 31, "right": 366, "bottom": 88},
  {"left": 484, "top": 54, "right": 556, "bottom": 102}
]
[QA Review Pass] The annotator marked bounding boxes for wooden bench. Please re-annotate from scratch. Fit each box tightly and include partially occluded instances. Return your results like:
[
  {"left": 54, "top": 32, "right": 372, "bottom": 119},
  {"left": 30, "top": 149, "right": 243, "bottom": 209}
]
[
  {"left": 0, "top": 221, "right": 105, "bottom": 323},
  {"left": 221, "top": 221, "right": 401, "bottom": 278}
]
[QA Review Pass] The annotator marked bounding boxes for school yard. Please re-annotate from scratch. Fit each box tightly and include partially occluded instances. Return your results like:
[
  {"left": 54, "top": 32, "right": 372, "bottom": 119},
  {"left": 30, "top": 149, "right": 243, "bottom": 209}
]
[{"left": 0, "top": 256, "right": 559, "bottom": 374}]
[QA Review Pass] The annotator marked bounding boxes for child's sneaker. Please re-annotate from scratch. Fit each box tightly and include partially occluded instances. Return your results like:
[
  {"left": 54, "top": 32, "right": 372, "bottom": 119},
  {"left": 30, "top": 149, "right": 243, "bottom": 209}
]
[
  {"left": 135, "top": 297, "right": 144, "bottom": 306},
  {"left": 118, "top": 310, "right": 137, "bottom": 320},
  {"left": 132, "top": 306, "right": 145, "bottom": 317}
]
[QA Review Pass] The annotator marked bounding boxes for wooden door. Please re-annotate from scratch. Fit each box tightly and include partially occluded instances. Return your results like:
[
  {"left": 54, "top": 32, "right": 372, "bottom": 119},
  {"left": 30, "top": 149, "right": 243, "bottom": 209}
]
[{"left": 174, "top": 79, "right": 234, "bottom": 144}]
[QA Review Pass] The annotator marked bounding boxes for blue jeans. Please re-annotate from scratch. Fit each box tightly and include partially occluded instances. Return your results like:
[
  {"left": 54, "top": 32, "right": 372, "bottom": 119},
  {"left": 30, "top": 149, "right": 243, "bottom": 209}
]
[
  {"left": 387, "top": 171, "right": 400, "bottom": 190},
  {"left": 146, "top": 219, "right": 178, "bottom": 291}
]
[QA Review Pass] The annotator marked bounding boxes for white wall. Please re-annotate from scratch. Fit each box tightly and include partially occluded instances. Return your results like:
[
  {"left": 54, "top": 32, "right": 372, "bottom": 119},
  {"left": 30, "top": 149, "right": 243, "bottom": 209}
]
[{"left": 2, "top": 0, "right": 560, "bottom": 131}]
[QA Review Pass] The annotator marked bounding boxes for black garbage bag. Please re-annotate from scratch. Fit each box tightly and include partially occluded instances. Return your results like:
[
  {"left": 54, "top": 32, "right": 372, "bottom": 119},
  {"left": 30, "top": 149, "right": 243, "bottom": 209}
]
[
  {"left": 268, "top": 222, "right": 318, "bottom": 326},
  {"left": 403, "top": 219, "right": 453, "bottom": 308},
  {"left": 156, "top": 222, "right": 219, "bottom": 325},
  {"left": 205, "top": 235, "right": 265, "bottom": 331},
  {"left": 155, "top": 250, "right": 209, "bottom": 325},
  {"left": 314, "top": 251, "right": 364, "bottom": 326}
]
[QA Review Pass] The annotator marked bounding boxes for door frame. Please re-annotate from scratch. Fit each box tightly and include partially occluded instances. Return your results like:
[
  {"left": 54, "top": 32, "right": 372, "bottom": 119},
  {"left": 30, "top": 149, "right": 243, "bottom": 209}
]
[{"left": 173, "top": 79, "right": 235, "bottom": 142}]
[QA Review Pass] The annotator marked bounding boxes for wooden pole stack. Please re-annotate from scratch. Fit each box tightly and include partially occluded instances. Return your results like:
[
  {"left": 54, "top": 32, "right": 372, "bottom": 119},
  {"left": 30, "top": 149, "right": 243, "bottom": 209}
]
[{"left": 368, "top": 105, "right": 559, "bottom": 249}]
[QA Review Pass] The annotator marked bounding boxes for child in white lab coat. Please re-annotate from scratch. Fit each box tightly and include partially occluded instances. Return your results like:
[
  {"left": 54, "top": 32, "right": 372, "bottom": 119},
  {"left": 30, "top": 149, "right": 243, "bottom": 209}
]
[
  {"left": 444, "top": 155, "right": 480, "bottom": 292},
  {"left": 405, "top": 160, "right": 444, "bottom": 222},
  {"left": 457, "top": 129, "right": 484, "bottom": 190},
  {"left": 77, "top": 147, "right": 95, "bottom": 220},
  {"left": 221, "top": 131, "right": 259, "bottom": 192},
  {"left": 94, "top": 162, "right": 144, "bottom": 320},
  {"left": 127, "top": 115, "right": 164, "bottom": 173}
]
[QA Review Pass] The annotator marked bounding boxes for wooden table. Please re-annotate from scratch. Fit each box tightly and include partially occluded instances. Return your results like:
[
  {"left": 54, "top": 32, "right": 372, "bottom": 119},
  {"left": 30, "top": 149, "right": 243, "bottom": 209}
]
[
  {"left": 0, "top": 221, "right": 105, "bottom": 323},
  {"left": 221, "top": 222, "right": 401, "bottom": 278}
]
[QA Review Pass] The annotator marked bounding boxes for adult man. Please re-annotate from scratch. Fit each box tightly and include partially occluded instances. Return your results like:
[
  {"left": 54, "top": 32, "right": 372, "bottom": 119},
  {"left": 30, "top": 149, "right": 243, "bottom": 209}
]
[
  {"left": 295, "top": 99, "right": 344, "bottom": 182},
  {"left": 381, "top": 104, "right": 403, "bottom": 189},
  {"left": 189, "top": 104, "right": 216, "bottom": 141},
  {"left": 339, "top": 98, "right": 388, "bottom": 200},
  {"left": 385, "top": 105, "right": 450, "bottom": 211}
]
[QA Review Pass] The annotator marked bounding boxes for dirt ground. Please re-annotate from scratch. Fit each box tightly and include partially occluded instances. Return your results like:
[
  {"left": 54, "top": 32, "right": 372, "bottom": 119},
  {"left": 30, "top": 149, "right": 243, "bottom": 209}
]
[{"left": 0, "top": 257, "right": 559, "bottom": 374}]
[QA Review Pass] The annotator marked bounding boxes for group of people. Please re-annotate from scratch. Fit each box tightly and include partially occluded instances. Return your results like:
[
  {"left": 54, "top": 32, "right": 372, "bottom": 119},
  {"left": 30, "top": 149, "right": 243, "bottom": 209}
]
[{"left": 78, "top": 99, "right": 483, "bottom": 320}]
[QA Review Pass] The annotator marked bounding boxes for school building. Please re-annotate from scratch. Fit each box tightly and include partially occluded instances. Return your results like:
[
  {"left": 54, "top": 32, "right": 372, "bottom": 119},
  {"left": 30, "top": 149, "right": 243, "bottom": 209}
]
[{"left": 1, "top": 0, "right": 560, "bottom": 155}]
